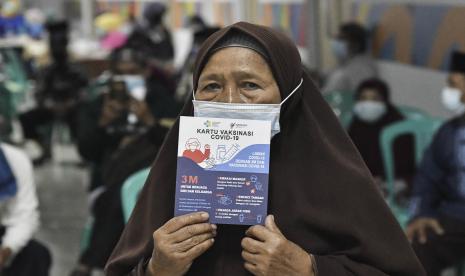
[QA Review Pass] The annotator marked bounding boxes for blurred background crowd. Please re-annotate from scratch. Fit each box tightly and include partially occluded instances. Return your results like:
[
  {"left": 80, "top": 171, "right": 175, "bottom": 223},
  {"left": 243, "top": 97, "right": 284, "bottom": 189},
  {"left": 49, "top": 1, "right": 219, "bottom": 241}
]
[{"left": 1, "top": 0, "right": 465, "bottom": 275}]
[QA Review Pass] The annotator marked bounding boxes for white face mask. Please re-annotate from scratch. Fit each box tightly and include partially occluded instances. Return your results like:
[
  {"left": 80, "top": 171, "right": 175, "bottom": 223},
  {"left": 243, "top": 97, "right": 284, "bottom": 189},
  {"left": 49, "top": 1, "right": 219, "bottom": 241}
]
[
  {"left": 331, "top": 39, "right": 349, "bottom": 60},
  {"left": 353, "top": 101, "right": 387, "bottom": 123},
  {"left": 441, "top": 87, "right": 465, "bottom": 115},
  {"left": 192, "top": 78, "right": 303, "bottom": 138}
]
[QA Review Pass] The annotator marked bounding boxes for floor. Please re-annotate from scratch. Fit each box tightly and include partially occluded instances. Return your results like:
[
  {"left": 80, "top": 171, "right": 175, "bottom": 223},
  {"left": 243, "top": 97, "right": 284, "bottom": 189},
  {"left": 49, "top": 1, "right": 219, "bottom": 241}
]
[{"left": 33, "top": 144, "right": 103, "bottom": 276}]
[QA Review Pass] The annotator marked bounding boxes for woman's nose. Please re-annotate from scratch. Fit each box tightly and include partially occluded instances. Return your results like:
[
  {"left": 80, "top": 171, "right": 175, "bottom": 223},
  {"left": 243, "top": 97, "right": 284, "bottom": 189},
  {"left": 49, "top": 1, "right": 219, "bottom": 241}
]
[{"left": 215, "top": 85, "right": 245, "bottom": 103}]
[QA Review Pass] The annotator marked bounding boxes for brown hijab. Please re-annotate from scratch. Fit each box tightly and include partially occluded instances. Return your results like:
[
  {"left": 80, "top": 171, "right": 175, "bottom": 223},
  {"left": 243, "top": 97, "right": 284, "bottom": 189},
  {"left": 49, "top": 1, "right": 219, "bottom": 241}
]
[{"left": 105, "top": 22, "right": 425, "bottom": 276}]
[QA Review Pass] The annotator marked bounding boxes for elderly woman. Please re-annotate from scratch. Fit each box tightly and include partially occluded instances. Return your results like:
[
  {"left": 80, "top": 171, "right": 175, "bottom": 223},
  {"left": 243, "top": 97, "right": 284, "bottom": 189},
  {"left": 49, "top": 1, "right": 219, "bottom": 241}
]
[{"left": 105, "top": 22, "right": 424, "bottom": 276}]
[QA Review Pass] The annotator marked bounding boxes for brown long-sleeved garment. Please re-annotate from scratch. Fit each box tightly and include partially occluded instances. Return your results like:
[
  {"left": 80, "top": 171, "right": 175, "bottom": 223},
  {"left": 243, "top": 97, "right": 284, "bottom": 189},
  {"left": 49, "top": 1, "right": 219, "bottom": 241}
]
[{"left": 105, "top": 22, "right": 425, "bottom": 276}]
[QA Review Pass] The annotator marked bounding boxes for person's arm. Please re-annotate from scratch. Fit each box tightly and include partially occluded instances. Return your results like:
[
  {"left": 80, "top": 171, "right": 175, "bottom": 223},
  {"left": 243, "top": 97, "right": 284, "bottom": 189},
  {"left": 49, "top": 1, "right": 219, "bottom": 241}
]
[
  {"left": 408, "top": 130, "right": 446, "bottom": 220},
  {"left": 1, "top": 145, "right": 39, "bottom": 258}
]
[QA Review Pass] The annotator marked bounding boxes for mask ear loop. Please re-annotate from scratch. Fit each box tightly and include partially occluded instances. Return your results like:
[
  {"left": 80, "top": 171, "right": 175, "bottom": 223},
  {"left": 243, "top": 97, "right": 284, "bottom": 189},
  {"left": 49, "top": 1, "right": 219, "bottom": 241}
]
[{"left": 280, "top": 78, "right": 303, "bottom": 106}]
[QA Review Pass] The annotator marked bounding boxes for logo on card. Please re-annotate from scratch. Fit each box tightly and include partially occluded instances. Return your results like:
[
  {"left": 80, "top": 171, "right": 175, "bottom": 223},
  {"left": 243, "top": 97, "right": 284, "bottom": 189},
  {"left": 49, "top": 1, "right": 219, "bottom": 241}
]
[
  {"left": 204, "top": 120, "right": 220, "bottom": 128},
  {"left": 230, "top": 122, "right": 248, "bottom": 129}
]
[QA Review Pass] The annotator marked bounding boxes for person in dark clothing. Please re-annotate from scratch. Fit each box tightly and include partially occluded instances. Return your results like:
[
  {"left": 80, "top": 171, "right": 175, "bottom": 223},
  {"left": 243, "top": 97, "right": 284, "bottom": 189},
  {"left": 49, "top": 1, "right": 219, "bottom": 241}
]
[
  {"left": 124, "top": 3, "right": 174, "bottom": 71},
  {"left": 407, "top": 51, "right": 465, "bottom": 276},
  {"left": 106, "top": 22, "right": 424, "bottom": 276},
  {"left": 75, "top": 124, "right": 169, "bottom": 275},
  {"left": 19, "top": 20, "right": 88, "bottom": 164},
  {"left": 122, "top": 3, "right": 179, "bottom": 118},
  {"left": 348, "top": 78, "right": 415, "bottom": 183},
  {"left": 71, "top": 46, "right": 171, "bottom": 276}
]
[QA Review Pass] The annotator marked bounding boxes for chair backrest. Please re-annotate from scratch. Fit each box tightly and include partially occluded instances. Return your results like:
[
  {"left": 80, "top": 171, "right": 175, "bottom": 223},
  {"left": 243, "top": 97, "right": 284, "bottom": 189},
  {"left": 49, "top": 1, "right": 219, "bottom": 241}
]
[
  {"left": 121, "top": 168, "right": 151, "bottom": 223},
  {"left": 380, "top": 118, "right": 443, "bottom": 205},
  {"left": 398, "top": 105, "right": 429, "bottom": 120}
]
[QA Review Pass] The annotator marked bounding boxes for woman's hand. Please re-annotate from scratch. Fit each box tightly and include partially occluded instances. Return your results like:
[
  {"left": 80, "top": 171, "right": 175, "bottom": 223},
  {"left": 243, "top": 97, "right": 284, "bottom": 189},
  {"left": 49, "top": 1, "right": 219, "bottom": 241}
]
[
  {"left": 147, "top": 212, "right": 216, "bottom": 276},
  {"left": 241, "top": 215, "right": 314, "bottom": 276}
]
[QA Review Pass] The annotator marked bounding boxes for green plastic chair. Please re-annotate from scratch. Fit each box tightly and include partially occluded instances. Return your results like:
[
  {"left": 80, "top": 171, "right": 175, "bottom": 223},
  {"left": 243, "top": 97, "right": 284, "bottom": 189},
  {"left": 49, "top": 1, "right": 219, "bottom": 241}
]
[
  {"left": 323, "top": 91, "right": 354, "bottom": 118},
  {"left": 121, "top": 168, "right": 151, "bottom": 223},
  {"left": 79, "top": 218, "right": 94, "bottom": 252},
  {"left": 398, "top": 105, "right": 429, "bottom": 120},
  {"left": 380, "top": 118, "right": 443, "bottom": 228}
]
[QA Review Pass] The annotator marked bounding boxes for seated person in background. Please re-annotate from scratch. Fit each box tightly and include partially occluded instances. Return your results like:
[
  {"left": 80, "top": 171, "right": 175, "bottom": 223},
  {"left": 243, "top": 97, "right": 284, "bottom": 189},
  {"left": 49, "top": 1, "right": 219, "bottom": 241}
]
[
  {"left": 0, "top": 142, "right": 51, "bottom": 276},
  {"left": 348, "top": 78, "right": 415, "bottom": 185},
  {"left": 72, "top": 47, "right": 171, "bottom": 276},
  {"left": 19, "top": 20, "right": 88, "bottom": 164},
  {"left": 406, "top": 51, "right": 465, "bottom": 276},
  {"left": 322, "top": 22, "right": 378, "bottom": 94},
  {"left": 77, "top": 47, "right": 158, "bottom": 191}
]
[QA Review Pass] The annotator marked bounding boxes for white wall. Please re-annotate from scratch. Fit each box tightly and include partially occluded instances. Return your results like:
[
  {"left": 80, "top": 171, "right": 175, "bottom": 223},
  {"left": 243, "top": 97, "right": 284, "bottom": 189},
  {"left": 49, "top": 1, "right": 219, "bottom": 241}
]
[{"left": 377, "top": 61, "right": 452, "bottom": 119}]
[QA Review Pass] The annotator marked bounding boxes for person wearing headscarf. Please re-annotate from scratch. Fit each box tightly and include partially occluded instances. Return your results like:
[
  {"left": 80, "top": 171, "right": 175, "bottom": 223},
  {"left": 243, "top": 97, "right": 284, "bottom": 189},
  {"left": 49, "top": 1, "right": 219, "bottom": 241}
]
[
  {"left": 105, "top": 22, "right": 424, "bottom": 276},
  {"left": 348, "top": 78, "right": 415, "bottom": 183},
  {"left": 406, "top": 51, "right": 465, "bottom": 276},
  {"left": 0, "top": 142, "right": 51, "bottom": 276},
  {"left": 322, "top": 22, "right": 378, "bottom": 94}
]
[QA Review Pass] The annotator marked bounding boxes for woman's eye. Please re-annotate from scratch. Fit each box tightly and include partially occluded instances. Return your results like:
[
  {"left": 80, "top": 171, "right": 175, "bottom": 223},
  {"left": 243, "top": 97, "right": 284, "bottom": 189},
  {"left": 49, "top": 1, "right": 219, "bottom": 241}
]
[
  {"left": 242, "top": 82, "right": 260, "bottom": 90},
  {"left": 204, "top": 83, "right": 221, "bottom": 91}
]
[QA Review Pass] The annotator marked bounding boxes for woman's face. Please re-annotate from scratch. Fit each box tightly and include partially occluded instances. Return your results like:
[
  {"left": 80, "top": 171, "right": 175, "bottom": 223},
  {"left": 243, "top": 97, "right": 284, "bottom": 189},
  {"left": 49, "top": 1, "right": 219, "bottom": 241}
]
[
  {"left": 358, "top": 88, "right": 384, "bottom": 102},
  {"left": 195, "top": 47, "right": 281, "bottom": 104}
]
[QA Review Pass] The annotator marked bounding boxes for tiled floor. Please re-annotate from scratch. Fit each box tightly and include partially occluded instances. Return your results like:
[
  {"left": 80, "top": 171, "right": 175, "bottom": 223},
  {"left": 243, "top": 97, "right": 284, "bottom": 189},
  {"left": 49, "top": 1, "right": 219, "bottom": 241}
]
[{"left": 33, "top": 145, "right": 93, "bottom": 276}]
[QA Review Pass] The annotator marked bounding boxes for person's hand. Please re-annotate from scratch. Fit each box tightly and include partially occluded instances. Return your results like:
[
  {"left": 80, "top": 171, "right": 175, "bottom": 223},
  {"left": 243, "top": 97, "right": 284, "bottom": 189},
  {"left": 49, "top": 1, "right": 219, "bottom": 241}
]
[
  {"left": 406, "top": 217, "right": 444, "bottom": 244},
  {"left": 241, "top": 215, "right": 314, "bottom": 276},
  {"left": 99, "top": 96, "right": 127, "bottom": 127},
  {"left": 0, "top": 247, "right": 12, "bottom": 269},
  {"left": 129, "top": 99, "right": 155, "bottom": 126},
  {"left": 147, "top": 212, "right": 216, "bottom": 276}
]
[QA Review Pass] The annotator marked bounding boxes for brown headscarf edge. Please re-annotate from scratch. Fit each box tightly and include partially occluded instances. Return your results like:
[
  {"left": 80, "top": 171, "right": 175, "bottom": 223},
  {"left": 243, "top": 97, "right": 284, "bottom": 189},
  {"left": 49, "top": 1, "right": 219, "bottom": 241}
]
[{"left": 105, "top": 22, "right": 425, "bottom": 276}]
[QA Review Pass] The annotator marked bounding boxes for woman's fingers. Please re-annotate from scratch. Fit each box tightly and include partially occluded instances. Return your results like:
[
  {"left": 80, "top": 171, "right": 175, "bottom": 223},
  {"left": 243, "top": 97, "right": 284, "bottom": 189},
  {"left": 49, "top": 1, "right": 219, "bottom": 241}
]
[
  {"left": 163, "top": 212, "right": 210, "bottom": 234},
  {"left": 246, "top": 225, "right": 273, "bottom": 242},
  {"left": 241, "top": 250, "right": 260, "bottom": 265},
  {"left": 182, "top": 238, "right": 215, "bottom": 261},
  {"left": 171, "top": 223, "right": 216, "bottom": 243},
  {"left": 241, "top": 237, "right": 264, "bottom": 254},
  {"left": 175, "top": 232, "right": 216, "bottom": 252},
  {"left": 244, "top": 262, "right": 259, "bottom": 275}
]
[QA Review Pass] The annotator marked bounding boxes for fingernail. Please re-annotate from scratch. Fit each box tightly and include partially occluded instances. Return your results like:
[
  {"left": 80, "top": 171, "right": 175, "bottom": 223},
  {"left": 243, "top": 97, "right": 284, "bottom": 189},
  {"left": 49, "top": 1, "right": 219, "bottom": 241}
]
[
  {"left": 211, "top": 224, "right": 217, "bottom": 230},
  {"left": 271, "top": 215, "right": 275, "bottom": 221},
  {"left": 211, "top": 238, "right": 215, "bottom": 243},
  {"left": 201, "top": 212, "right": 209, "bottom": 219}
]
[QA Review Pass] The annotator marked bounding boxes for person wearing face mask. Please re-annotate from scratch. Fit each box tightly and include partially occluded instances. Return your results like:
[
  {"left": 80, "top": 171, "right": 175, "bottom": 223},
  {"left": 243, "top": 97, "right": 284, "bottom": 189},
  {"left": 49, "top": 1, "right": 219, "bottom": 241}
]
[
  {"left": 322, "top": 23, "right": 378, "bottom": 94},
  {"left": 406, "top": 51, "right": 465, "bottom": 276},
  {"left": 348, "top": 78, "right": 415, "bottom": 183},
  {"left": 105, "top": 22, "right": 424, "bottom": 276}
]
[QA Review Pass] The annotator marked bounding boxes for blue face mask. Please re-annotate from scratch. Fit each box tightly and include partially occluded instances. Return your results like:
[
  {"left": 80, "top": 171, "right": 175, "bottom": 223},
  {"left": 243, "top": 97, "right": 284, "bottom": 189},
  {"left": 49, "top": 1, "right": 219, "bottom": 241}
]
[
  {"left": 192, "top": 78, "right": 303, "bottom": 138},
  {"left": 331, "top": 39, "right": 349, "bottom": 60}
]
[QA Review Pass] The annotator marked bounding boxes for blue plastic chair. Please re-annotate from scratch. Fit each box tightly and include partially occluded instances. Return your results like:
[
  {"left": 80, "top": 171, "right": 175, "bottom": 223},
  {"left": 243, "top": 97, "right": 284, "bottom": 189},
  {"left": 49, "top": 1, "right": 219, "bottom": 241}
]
[
  {"left": 121, "top": 168, "right": 151, "bottom": 223},
  {"left": 380, "top": 118, "right": 443, "bottom": 228}
]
